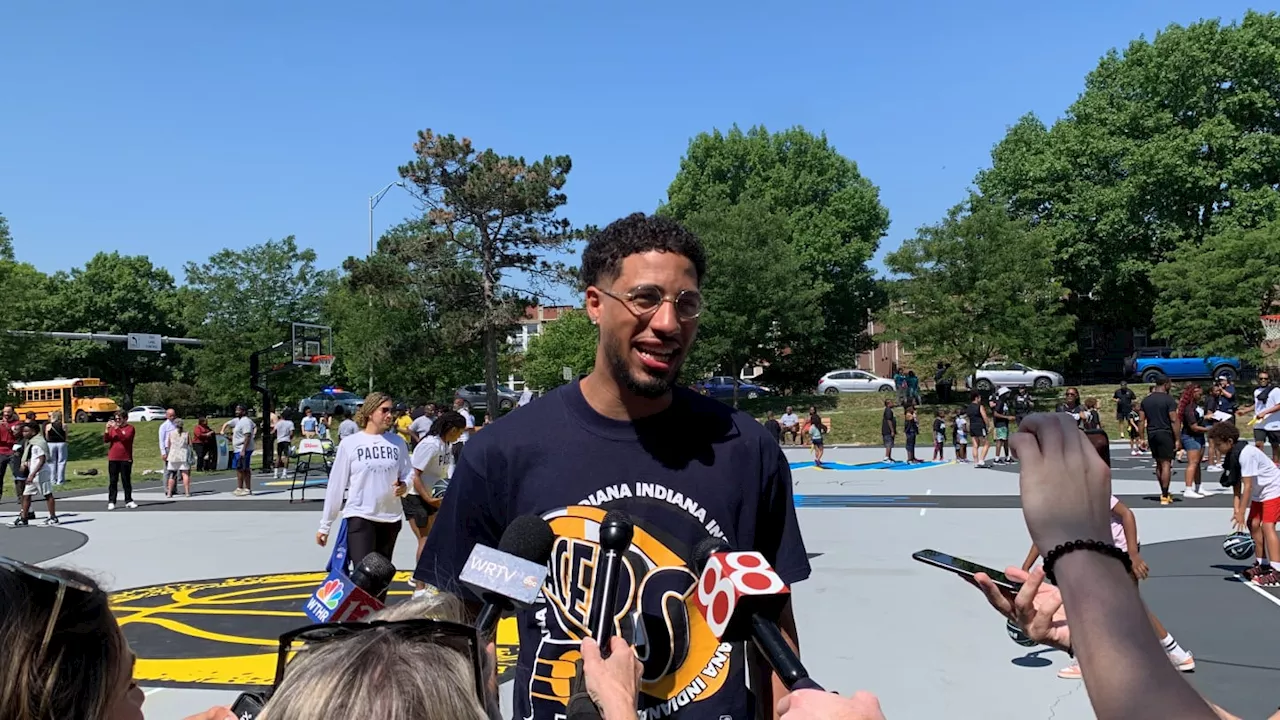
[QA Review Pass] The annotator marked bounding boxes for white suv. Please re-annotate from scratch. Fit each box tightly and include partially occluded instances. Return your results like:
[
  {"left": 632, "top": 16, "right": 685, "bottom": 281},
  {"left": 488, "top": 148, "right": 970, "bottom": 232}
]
[{"left": 817, "top": 370, "right": 895, "bottom": 394}]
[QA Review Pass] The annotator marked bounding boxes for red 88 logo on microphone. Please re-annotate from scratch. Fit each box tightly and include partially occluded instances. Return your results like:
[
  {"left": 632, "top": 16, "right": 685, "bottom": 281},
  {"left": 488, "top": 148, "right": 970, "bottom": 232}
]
[{"left": 695, "top": 551, "right": 787, "bottom": 638}]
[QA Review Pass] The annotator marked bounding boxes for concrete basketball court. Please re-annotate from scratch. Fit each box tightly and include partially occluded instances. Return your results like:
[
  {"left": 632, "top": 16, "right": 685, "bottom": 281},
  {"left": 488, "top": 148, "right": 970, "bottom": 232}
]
[{"left": 1, "top": 444, "right": 1276, "bottom": 719}]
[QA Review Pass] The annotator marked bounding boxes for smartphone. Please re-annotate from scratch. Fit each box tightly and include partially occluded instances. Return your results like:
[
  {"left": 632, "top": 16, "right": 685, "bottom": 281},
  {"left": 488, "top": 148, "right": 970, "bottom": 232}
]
[
  {"left": 229, "top": 691, "right": 267, "bottom": 719},
  {"left": 912, "top": 549, "right": 1021, "bottom": 591}
]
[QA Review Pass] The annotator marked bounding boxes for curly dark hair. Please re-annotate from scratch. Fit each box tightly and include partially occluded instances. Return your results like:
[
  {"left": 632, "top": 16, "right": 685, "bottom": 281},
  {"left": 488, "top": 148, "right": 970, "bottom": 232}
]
[{"left": 580, "top": 213, "right": 707, "bottom": 288}]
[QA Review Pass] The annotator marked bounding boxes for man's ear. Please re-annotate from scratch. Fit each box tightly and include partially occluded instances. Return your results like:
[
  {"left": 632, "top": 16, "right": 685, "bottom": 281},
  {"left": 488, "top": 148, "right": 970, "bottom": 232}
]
[{"left": 584, "top": 287, "right": 603, "bottom": 325}]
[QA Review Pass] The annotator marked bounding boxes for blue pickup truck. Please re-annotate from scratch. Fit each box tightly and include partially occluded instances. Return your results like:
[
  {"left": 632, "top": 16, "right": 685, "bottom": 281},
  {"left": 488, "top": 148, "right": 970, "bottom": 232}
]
[{"left": 1125, "top": 347, "right": 1241, "bottom": 383}]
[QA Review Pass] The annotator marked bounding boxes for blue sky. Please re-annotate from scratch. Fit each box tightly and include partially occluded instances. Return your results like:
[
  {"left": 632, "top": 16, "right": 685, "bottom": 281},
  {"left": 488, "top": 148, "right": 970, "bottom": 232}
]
[{"left": 0, "top": 1, "right": 1263, "bottom": 303}]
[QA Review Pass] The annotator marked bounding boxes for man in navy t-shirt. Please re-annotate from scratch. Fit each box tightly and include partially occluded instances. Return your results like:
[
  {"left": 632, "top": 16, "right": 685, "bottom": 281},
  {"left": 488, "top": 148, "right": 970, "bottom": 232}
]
[{"left": 415, "top": 213, "right": 810, "bottom": 720}]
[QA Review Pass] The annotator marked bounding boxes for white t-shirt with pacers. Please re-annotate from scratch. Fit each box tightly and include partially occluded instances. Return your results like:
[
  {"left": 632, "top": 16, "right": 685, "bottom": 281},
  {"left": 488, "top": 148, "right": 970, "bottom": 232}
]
[
  {"left": 318, "top": 431, "right": 412, "bottom": 534},
  {"left": 1240, "top": 443, "right": 1280, "bottom": 502},
  {"left": 410, "top": 435, "right": 451, "bottom": 498}
]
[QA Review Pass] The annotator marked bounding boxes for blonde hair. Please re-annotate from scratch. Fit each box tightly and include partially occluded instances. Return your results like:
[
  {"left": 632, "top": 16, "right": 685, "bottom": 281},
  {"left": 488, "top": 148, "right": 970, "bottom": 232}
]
[
  {"left": 354, "top": 392, "right": 394, "bottom": 429},
  {"left": 259, "top": 592, "right": 489, "bottom": 720},
  {"left": 49, "top": 411, "right": 63, "bottom": 425}
]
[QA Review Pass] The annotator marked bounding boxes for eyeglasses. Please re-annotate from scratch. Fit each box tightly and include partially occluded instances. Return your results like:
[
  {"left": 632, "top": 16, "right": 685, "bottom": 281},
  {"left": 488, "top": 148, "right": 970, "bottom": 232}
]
[
  {"left": 272, "top": 619, "right": 486, "bottom": 705},
  {"left": 0, "top": 555, "right": 95, "bottom": 664},
  {"left": 599, "top": 285, "right": 702, "bottom": 321}
]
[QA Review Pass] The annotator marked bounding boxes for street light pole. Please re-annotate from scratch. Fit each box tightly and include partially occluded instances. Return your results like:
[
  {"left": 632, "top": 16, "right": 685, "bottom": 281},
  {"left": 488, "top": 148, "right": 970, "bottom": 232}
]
[{"left": 366, "top": 180, "right": 406, "bottom": 392}]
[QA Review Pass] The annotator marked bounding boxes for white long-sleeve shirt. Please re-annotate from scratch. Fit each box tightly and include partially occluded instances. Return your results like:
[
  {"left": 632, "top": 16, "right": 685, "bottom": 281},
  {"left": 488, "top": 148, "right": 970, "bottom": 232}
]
[{"left": 318, "top": 431, "right": 412, "bottom": 534}]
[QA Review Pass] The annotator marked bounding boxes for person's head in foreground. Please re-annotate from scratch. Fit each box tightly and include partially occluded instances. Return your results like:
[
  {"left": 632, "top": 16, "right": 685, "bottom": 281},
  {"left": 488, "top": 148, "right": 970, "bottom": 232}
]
[
  {"left": 1208, "top": 420, "right": 1241, "bottom": 455},
  {"left": 581, "top": 212, "right": 706, "bottom": 403},
  {"left": 0, "top": 557, "right": 144, "bottom": 720},
  {"left": 259, "top": 592, "right": 495, "bottom": 720}
]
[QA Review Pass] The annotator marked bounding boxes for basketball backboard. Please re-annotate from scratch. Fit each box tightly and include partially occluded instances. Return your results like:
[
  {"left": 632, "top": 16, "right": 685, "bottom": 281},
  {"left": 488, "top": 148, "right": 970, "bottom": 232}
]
[{"left": 291, "top": 323, "right": 333, "bottom": 366}]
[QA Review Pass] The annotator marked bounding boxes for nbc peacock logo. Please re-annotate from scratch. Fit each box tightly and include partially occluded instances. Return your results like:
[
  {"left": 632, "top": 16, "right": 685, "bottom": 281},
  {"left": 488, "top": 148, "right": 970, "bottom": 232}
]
[{"left": 316, "top": 579, "right": 345, "bottom": 610}]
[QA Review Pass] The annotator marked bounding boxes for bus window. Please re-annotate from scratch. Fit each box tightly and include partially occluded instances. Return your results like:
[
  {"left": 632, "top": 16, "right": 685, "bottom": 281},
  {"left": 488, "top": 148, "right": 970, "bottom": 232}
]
[{"left": 74, "top": 385, "right": 109, "bottom": 399}]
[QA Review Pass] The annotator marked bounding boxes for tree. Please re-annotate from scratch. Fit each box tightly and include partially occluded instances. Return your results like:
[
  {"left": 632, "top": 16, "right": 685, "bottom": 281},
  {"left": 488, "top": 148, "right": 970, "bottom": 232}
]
[
  {"left": 184, "top": 237, "right": 337, "bottom": 408},
  {"left": 681, "top": 199, "right": 825, "bottom": 403},
  {"left": 52, "top": 253, "right": 185, "bottom": 407},
  {"left": 1152, "top": 221, "right": 1280, "bottom": 365},
  {"left": 521, "top": 311, "right": 597, "bottom": 391},
  {"left": 881, "top": 194, "right": 1076, "bottom": 377},
  {"left": 978, "top": 12, "right": 1280, "bottom": 332},
  {"left": 0, "top": 213, "right": 13, "bottom": 261},
  {"left": 329, "top": 218, "right": 497, "bottom": 401},
  {"left": 134, "top": 381, "right": 203, "bottom": 415},
  {"left": 661, "top": 125, "right": 890, "bottom": 390},
  {"left": 399, "top": 130, "right": 580, "bottom": 414}
]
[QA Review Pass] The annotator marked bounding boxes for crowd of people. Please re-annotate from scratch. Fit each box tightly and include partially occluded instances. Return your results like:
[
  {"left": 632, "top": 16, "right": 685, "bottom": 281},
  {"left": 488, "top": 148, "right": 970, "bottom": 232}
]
[{"left": 1, "top": 212, "right": 1277, "bottom": 720}]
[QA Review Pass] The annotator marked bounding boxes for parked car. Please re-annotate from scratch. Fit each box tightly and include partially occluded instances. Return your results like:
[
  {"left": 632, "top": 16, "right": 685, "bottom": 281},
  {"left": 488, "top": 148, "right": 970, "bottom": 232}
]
[
  {"left": 455, "top": 384, "right": 522, "bottom": 412},
  {"left": 969, "top": 362, "right": 1064, "bottom": 392},
  {"left": 298, "top": 389, "right": 365, "bottom": 416},
  {"left": 1125, "top": 347, "right": 1240, "bottom": 382},
  {"left": 696, "top": 376, "right": 771, "bottom": 400},
  {"left": 817, "top": 370, "right": 895, "bottom": 394},
  {"left": 126, "top": 406, "right": 167, "bottom": 422}
]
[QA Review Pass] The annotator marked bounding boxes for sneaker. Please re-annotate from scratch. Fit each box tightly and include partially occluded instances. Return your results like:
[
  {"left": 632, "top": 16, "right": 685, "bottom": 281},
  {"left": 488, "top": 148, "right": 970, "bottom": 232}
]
[
  {"left": 1244, "top": 563, "right": 1266, "bottom": 580},
  {"left": 1160, "top": 495, "right": 1173, "bottom": 505},
  {"left": 1170, "top": 653, "right": 1196, "bottom": 672},
  {"left": 41, "top": 516, "right": 59, "bottom": 526},
  {"left": 1207, "top": 464, "right": 1223, "bottom": 473},
  {"left": 1057, "top": 663, "right": 1082, "bottom": 680},
  {"left": 9, "top": 517, "right": 27, "bottom": 527},
  {"left": 125, "top": 501, "right": 138, "bottom": 509},
  {"left": 106, "top": 503, "right": 115, "bottom": 511},
  {"left": 1183, "top": 490, "right": 1205, "bottom": 499},
  {"left": 1253, "top": 570, "right": 1280, "bottom": 587}
]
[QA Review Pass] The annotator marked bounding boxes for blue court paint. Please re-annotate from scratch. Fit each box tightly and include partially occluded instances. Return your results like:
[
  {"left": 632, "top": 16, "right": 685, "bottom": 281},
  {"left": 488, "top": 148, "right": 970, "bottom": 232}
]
[
  {"left": 790, "top": 461, "right": 949, "bottom": 472},
  {"left": 793, "top": 494, "right": 939, "bottom": 508}
]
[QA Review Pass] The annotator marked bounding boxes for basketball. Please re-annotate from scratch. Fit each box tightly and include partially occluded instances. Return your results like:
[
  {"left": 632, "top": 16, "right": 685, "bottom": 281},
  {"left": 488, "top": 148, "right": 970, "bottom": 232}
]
[
  {"left": 1223, "top": 532, "right": 1255, "bottom": 561},
  {"left": 1006, "top": 617, "right": 1037, "bottom": 647}
]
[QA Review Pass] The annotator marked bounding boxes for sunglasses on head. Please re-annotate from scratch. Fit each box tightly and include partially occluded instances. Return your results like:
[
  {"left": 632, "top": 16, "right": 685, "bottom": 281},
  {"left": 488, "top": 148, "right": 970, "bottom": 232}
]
[
  {"left": 0, "top": 556, "right": 95, "bottom": 663},
  {"left": 270, "top": 619, "right": 487, "bottom": 703}
]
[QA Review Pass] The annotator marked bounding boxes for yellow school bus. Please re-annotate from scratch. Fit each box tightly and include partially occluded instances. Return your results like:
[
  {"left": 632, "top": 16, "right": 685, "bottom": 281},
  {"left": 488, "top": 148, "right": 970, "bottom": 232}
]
[{"left": 10, "top": 378, "right": 120, "bottom": 422}]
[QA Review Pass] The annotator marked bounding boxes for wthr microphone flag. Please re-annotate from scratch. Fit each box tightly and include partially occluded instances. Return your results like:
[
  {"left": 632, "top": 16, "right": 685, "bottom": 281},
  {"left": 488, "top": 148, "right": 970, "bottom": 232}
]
[{"left": 303, "top": 569, "right": 384, "bottom": 623}]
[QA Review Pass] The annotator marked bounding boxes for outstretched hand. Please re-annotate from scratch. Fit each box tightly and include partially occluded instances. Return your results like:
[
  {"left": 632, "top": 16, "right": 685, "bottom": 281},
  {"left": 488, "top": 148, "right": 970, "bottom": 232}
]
[{"left": 970, "top": 566, "right": 1071, "bottom": 654}]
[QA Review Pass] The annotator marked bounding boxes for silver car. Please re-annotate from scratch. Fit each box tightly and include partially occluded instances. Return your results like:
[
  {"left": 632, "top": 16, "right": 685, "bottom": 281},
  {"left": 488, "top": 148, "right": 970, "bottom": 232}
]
[
  {"left": 456, "top": 384, "right": 522, "bottom": 412},
  {"left": 817, "top": 369, "right": 895, "bottom": 394},
  {"left": 969, "top": 362, "right": 1064, "bottom": 391}
]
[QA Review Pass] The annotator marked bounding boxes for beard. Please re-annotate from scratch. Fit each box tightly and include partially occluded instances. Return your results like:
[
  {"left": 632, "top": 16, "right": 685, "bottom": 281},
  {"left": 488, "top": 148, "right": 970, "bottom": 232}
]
[{"left": 604, "top": 331, "right": 681, "bottom": 399}]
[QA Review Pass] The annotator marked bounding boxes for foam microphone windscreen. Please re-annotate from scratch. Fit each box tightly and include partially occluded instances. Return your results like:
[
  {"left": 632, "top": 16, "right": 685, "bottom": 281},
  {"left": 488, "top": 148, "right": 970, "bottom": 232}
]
[
  {"left": 352, "top": 552, "right": 396, "bottom": 597},
  {"left": 692, "top": 536, "right": 731, "bottom": 574},
  {"left": 498, "top": 515, "right": 557, "bottom": 565}
]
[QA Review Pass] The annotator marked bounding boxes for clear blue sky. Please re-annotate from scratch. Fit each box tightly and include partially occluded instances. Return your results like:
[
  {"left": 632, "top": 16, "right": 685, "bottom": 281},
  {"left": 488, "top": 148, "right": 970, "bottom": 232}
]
[{"left": 0, "top": 1, "right": 1262, "bottom": 303}]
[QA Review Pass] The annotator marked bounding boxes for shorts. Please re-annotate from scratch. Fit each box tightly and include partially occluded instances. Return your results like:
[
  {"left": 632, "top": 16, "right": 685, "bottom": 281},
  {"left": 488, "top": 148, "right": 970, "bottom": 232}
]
[
  {"left": 1147, "top": 430, "right": 1176, "bottom": 461},
  {"left": 970, "top": 424, "right": 987, "bottom": 439},
  {"left": 934, "top": 433, "right": 945, "bottom": 445},
  {"left": 1249, "top": 497, "right": 1280, "bottom": 525},
  {"left": 276, "top": 441, "right": 291, "bottom": 458},
  {"left": 956, "top": 433, "right": 968, "bottom": 446},
  {"left": 1128, "top": 426, "right": 1139, "bottom": 440},
  {"left": 995, "top": 426, "right": 1009, "bottom": 441},
  {"left": 232, "top": 451, "right": 253, "bottom": 470},
  {"left": 22, "top": 476, "right": 52, "bottom": 498},
  {"left": 1180, "top": 435, "right": 1203, "bottom": 452},
  {"left": 1254, "top": 428, "right": 1280, "bottom": 445},
  {"left": 401, "top": 494, "right": 436, "bottom": 528},
  {"left": 881, "top": 434, "right": 893, "bottom": 446},
  {"left": 811, "top": 437, "right": 824, "bottom": 448}
]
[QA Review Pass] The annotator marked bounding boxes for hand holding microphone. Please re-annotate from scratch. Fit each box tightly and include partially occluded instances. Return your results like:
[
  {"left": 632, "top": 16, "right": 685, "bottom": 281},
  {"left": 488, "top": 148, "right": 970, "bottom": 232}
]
[{"left": 578, "top": 636, "right": 642, "bottom": 720}]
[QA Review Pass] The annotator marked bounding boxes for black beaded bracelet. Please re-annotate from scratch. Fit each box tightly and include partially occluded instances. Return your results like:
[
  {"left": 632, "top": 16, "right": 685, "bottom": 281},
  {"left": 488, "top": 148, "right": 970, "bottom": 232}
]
[{"left": 1042, "top": 539, "right": 1131, "bottom": 585}]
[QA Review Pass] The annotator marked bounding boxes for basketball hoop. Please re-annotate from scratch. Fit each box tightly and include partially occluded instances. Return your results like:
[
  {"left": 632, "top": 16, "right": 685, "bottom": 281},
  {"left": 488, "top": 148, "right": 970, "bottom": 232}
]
[
  {"left": 1263, "top": 315, "right": 1280, "bottom": 343},
  {"left": 314, "top": 355, "right": 334, "bottom": 376}
]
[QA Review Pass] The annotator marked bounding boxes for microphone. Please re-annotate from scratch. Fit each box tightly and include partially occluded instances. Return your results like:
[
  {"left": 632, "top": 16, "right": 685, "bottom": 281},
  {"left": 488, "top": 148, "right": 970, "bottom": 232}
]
[
  {"left": 302, "top": 552, "right": 393, "bottom": 624},
  {"left": 690, "top": 537, "right": 824, "bottom": 691},
  {"left": 461, "top": 515, "right": 556, "bottom": 637},
  {"left": 589, "top": 509, "right": 633, "bottom": 658}
]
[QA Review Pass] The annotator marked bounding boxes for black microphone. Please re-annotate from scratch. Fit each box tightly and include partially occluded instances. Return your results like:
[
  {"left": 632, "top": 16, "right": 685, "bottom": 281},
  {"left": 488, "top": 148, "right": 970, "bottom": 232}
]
[
  {"left": 351, "top": 552, "right": 396, "bottom": 601},
  {"left": 589, "top": 509, "right": 633, "bottom": 658},
  {"left": 468, "top": 515, "right": 556, "bottom": 637},
  {"left": 690, "top": 537, "right": 823, "bottom": 692}
]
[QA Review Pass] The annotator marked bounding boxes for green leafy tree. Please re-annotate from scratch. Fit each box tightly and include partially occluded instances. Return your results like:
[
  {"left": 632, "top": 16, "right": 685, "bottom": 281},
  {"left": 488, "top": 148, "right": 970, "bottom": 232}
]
[
  {"left": 51, "top": 253, "right": 185, "bottom": 407},
  {"left": 399, "top": 130, "right": 580, "bottom": 414},
  {"left": 661, "top": 125, "right": 889, "bottom": 390},
  {"left": 184, "top": 237, "right": 337, "bottom": 408},
  {"left": 681, "top": 200, "right": 825, "bottom": 403},
  {"left": 134, "top": 381, "right": 203, "bottom": 415},
  {"left": 521, "top": 311, "right": 597, "bottom": 391},
  {"left": 978, "top": 11, "right": 1280, "bottom": 332},
  {"left": 882, "top": 195, "right": 1076, "bottom": 378},
  {"left": 1152, "top": 221, "right": 1280, "bottom": 365},
  {"left": 329, "top": 218, "right": 499, "bottom": 401},
  {"left": 0, "top": 213, "right": 13, "bottom": 261}
]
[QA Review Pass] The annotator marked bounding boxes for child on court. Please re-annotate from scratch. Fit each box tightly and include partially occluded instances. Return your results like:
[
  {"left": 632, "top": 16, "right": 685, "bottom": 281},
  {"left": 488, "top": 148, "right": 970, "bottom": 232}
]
[
  {"left": 809, "top": 417, "right": 826, "bottom": 467},
  {"left": 904, "top": 405, "right": 920, "bottom": 464},
  {"left": 1021, "top": 429, "right": 1194, "bottom": 678},
  {"left": 1209, "top": 422, "right": 1280, "bottom": 586},
  {"left": 932, "top": 409, "right": 946, "bottom": 462},
  {"left": 954, "top": 409, "right": 969, "bottom": 463}
]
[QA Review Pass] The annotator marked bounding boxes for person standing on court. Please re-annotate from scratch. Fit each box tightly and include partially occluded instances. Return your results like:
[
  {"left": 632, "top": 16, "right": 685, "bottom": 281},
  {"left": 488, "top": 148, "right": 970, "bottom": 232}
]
[
  {"left": 316, "top": 392, "right": 410, "bottom": 597},
  {"left": 1251, "top": 370, "right": 1280, "bottom": 464},
  {"left": 1140, "top": 373, "right": 1181, "bottom": 505},
  {"left": 1112, "top": 380, "right": 1136, "bottom": 428},
  {"left": 222, "top": 405, "right": 257, "bottom": 496},
  {"left": 158, "top": 408, "right": 177, "bottom": 458},
  {"left": 43, "top": 410, "right": 69, "bottom": 486},
  {"left": 192, "top": 416, "right": 215, "bottom": 471},
  {"left": 414, "top": 213, "right": 810, "bottom": 720},
  {"left": 103, "top": 410, "right": 137, "bottom": 510}
]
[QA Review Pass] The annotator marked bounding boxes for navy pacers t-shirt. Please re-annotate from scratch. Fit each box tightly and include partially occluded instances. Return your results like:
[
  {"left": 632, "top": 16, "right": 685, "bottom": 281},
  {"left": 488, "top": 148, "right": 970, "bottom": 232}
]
[{"left": 415, "top": 381, "right": 811, "bottom": 720}]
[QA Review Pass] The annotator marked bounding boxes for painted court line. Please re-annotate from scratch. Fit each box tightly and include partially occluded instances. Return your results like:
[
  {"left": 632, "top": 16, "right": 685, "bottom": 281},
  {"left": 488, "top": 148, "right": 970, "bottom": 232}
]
[
  {"left": 920, "top": 489, "right": 931, "bottom": 517},
  {"left": 1235, "top": 573, "right": 1280, "bottom": 610}
]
